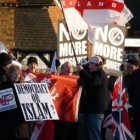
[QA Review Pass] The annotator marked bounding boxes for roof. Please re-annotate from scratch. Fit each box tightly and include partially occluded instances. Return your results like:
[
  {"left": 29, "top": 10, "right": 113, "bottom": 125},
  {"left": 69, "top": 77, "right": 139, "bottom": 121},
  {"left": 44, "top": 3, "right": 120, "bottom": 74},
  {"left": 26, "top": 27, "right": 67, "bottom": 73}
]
[
  {"left": 0, "top": 0, "right": 54, "bottom": 4},
  {"left": 14, "top": 7, "right": 57, "bottom": 52},
  {"left": 0, "top": 0, "right": 18, "bottom": 4},
  {"left": 21, "top": 0, "right": 54, "bottom": 4}
]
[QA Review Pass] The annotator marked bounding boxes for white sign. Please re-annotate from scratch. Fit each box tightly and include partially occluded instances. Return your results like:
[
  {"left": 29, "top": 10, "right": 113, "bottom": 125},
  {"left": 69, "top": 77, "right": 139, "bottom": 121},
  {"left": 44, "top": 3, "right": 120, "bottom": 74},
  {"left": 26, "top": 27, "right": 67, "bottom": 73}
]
[
  {"left": 0, "top": 88, "right": 17, "bottom": 112},
  {"left": 14, "top": 83, "right": 59, "bottom": 121},
  {"left": 93, "top": 24, "right": 126, "bottom": 76}
]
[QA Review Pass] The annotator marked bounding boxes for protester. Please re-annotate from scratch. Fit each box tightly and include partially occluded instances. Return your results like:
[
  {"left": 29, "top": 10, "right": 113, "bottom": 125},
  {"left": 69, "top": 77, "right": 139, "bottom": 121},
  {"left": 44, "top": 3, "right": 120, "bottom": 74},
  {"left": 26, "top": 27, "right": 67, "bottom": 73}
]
[
  {"left": 124, "top": 58, "right": 139, "bottom": 91},
  {"left": 21, "top": 56, "right": 38, "bottom": 84},
  {"left": 27, "top": 56, "right": 38, "bottom": 73},
  {"left": 60, "top": 61, "right": 73, "bottom": 75},
  {"left": 0, "top": 65, "right": 25, "bottom": 139},
  {"left": 54, "top": 61, "right": 79, "bottom": 140},
  {"left": 77, "top": 55, "right": 108, "bottom": 140},
  {"left": 0, "top": 52, "right": 12, "bottom": 81},
  {"left": 128, "top": 60, "right": 140, "bottom": 140},
  {"left": 78, "top": 56, "right": 111, "bottom": 140},
  {"left": 22, "top": 56, "right": 40, "bottom": 138}
]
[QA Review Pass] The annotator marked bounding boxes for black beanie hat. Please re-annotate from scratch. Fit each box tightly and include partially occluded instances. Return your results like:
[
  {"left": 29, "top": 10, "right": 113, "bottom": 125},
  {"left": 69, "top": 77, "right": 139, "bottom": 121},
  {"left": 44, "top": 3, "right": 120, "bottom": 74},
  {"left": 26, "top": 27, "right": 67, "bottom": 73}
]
[
  {"left": 127, "top": 59, "right": 139, "bottom": 66},
  {"left": 27, "top": 57, "right": 38, "bottom": 65},
  {"left": 0, "top": 53, "right": 12, "bottom": 66}
]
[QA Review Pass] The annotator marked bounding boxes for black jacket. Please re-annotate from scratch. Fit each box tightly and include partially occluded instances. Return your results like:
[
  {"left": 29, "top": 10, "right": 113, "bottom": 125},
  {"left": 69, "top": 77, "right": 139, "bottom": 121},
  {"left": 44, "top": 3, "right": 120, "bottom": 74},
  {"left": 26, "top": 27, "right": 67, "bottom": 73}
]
[
  {"left": 128, "top": 68, "right": 140, "bottom": 110},
  {"left": 78, "top": 68, "right": 108, "bottom": 114},
  {"left": 0, "top": 77, "right": 25, "bottom": 139}
]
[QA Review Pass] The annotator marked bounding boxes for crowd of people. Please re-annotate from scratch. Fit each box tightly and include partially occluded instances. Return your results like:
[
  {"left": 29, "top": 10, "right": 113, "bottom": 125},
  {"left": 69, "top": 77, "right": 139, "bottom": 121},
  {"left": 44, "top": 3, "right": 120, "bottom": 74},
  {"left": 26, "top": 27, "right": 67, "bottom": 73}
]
[{"left": 0, "top": 51, "right": 139, "bottom": 140}]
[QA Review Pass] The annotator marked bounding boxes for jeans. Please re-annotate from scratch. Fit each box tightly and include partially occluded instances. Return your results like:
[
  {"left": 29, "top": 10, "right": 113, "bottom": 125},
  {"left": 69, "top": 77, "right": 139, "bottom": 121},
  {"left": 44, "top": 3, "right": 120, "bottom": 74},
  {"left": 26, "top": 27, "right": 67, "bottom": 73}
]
[{"left": 83, "top": 113, "right": 104, "bottom": 140}]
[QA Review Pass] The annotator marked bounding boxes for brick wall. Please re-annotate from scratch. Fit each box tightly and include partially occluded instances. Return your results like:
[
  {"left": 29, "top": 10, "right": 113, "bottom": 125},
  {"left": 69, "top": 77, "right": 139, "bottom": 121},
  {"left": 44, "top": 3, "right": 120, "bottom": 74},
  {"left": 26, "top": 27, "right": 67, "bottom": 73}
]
[
  {"left": 0, "top": 8, "right": 15, "bottom": 50},
  {"left": 48, "top": 4, "right": 63, "bottom": 33}
]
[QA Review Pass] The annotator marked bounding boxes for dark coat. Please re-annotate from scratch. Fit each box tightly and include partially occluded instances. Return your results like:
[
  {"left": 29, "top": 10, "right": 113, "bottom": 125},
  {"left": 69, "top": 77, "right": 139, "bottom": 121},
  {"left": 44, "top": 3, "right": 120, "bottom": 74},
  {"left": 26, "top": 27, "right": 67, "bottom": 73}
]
[
  {"left": 128, "top": 68, "right": 140, "bottom": 110},
  {"left": 78, "top": 68, "right": 108, "bottom": 114},
  {"left": 0, "top": 77, "right": 25, "bottom": 139},
  {"left": 0, "top": 76, "right": 35, "bottom": 139}
]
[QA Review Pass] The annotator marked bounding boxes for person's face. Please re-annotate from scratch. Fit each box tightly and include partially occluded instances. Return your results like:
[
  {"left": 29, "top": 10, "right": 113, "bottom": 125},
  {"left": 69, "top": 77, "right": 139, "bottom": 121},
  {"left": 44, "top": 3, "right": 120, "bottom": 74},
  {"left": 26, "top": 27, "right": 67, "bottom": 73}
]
[
  {"left": 127, "top": 64, "right": 138, "bottom": 73},
  {"left": 11, "top": 70, "right": 21, "bottom": 82},
  {"left": 28, "top": 62, "right": 37, "bottom": 73},
  {"left": 61, "top": 62, "right": 73, "bottom": 76},
  {"left": 88, "top": 62, "right": 97, "bottom": 72}
]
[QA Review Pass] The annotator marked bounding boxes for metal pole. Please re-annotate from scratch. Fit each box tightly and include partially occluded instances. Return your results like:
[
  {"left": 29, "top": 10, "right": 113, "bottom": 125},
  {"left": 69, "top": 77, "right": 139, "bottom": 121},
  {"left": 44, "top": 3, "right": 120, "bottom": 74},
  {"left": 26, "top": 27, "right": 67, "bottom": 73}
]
[{"left": 119, "top": 76, "right": 123, "bottom": 140}]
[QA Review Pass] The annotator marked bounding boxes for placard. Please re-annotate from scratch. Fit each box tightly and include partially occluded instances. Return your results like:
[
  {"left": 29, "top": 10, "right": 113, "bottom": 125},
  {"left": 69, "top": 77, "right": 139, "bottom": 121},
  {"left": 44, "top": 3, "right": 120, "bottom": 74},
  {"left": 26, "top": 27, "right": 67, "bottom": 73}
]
[
  {"left": 14, "top": 83, "right": 59, "bottom": 121},
  {"left": 58, "top": 20, "right": 88, "bottom": 66},
  {"left": 0, "top": 88, "right": 17, "bottom": 112},
  {"left": 92, "top": 24, "right": 126, "bottom": 76}
]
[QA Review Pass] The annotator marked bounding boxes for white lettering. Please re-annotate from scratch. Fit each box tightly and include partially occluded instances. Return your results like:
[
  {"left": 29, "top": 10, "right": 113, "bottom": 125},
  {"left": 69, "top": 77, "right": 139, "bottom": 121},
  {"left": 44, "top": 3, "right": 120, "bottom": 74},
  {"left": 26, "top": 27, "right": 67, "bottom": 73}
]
[
  {"left": 99, "top": 2, "right": 104, "bottom": 6},
  {"left": 60, "top": 56, "right": 87, "bottom": 67},
  {"left": 63, "top": 1, "right": 119, "bottom": 8},
  {"left": 77, "top": 1, "right": 81, "bottom": 6},
  {"left": 59, "top": 23, "right": 70, "bottom": 42},
  {"left": 112, "top": 3, "right": 116, "bottom": 8},
  {"left": 103, "top": 44, "right": 110, "bottom": 57},
  {"left": 105, "top": 60, "right": 121, "bottom": 71},
  {"left": 117, "top": 48, "right": 123, "bottom": 61},
  {"left": 110, "top": 46, "right": 117, "bottom": 60},
  {"left": 68, "top": 42, "right": 74, "bottom": 56},
  {"left": 74, "top": 41, "right": 87, "bottom": 55},
  {"left": 93, "top": 41, "right": 123, "bottom": 62},
  {"left": 59, "top": 43, "right": 69, "bottom": 57},
  {"left": 87, "top": 1, "right": 92, "bottom": 6},
  {"left": 81, "top": 41, "right": 87, "bottom": 54},
  {"left": 95, "top": 26, "right": 108, "bottom": 42},
  {"left": 59, "top": 41, "right": 87, "bottom": 57},
  {"left": 93, "top": 42, "right": 103, "bottom": 56}
]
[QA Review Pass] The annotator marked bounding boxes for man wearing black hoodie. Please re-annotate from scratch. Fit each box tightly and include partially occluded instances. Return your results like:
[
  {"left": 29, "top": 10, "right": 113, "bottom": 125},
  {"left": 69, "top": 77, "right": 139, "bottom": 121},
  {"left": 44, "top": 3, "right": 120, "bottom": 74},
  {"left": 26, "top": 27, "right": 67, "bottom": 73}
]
[{"left": 77, "top": 55, "right": 108, "bottom": 140}]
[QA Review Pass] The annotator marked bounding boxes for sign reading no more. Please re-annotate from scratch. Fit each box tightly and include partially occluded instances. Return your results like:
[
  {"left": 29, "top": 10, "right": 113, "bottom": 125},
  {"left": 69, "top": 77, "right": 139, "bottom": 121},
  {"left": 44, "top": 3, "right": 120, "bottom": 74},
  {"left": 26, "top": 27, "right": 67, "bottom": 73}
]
[
  {"left": 92, "top": 24, "right": 126, "bottom": 76},
  {"left": 58, "top": 20, "right": 88, "bottom": 67}
]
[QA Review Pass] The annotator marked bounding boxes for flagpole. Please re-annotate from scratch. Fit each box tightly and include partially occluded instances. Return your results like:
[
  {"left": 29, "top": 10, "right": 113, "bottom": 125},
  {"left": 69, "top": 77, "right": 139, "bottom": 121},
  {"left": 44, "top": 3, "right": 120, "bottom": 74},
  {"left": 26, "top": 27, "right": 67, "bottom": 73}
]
[
  {"left": 119, "top": 76, "right": 123, "bottom": 140},
  {"left": 57, "top": 0, "right": 78, "bottom": 65}
]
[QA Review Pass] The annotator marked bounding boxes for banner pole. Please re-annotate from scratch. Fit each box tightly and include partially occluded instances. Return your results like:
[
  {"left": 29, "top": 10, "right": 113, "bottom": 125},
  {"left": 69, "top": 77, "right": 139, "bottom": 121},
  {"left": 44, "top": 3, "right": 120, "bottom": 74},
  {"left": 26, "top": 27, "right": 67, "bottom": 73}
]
[
  {"left": 119, "top": 76, "right": 123, "bottom": 140},
  {"left": 57, "top": 0, "right": 79, "bottom": 65}
]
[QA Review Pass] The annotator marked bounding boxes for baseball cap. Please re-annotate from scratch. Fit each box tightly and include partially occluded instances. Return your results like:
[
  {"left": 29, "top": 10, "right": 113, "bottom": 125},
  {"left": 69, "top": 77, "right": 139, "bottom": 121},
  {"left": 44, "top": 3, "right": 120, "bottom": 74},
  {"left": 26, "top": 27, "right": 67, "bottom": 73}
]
[{"left": 89, "top": 56, "right": 103, "bottom": 64}]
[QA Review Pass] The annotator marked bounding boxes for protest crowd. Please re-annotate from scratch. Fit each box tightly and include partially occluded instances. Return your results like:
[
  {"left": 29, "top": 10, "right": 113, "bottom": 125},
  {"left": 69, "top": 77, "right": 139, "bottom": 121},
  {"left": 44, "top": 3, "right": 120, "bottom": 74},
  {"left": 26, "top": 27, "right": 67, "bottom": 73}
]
[
  {"left": 0, "top": 0, "right": 137, "bottom": 140},
  {"left": 0, "top": 50, "right": 139, "bottom": 140}
]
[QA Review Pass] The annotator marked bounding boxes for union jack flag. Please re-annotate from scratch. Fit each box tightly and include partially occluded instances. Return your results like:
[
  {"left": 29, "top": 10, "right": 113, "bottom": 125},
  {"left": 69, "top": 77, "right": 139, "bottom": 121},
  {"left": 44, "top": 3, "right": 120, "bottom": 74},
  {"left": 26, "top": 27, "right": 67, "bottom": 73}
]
[
  {"left": 103, "top": 77, "right": 133, "bottom": 140},
  {"left": 102, "top": 99, "right": 112, "bottom": 128}
]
